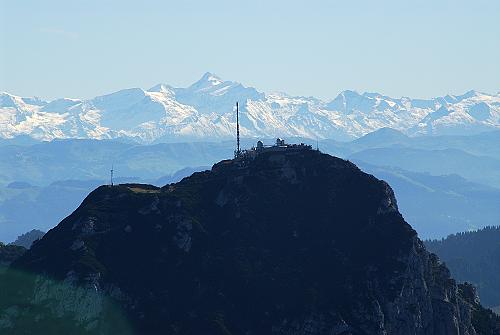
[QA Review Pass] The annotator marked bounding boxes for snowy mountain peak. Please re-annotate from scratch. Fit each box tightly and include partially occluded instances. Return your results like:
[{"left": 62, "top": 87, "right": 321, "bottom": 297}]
[
  {"left": 362, "top": 92, "right": 383, "bottom": 99},
  {"left": 189, "top": 72, "right": 225, "bottom": 89},
  {"left": 202, "top": 72, "right": 223, "bottom": 84},
  {"left": 441, "top": 90, "right": 480, "bottom": 104},
  {"left": 92, "top": 87, "right": 146, "bottom": 106},
  {"left": 148, "top": 83, "right": 174, "bottom": 94},
  {"left": 462, "top": 89, "right": 478, "bottom": 98},
  {"left": 0, "top": 92, "right": 47, "bottom": 108},
  {"left": 41, "top": 98, "right": 82, "bottom": 114},
  {"left": 330, "top": 90, "right": 362, "bottom": 102},
  {"left": 0, "top": 92, "right": 20, "bottom": 107}
]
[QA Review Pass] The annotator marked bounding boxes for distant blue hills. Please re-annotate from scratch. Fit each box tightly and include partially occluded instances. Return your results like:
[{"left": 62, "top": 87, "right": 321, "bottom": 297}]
[{"left": 1, "top": 129, "right": 500, "bottom": 242}]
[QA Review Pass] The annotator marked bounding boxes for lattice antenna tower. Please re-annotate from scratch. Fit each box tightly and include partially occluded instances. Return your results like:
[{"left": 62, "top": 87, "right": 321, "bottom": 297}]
[{"left": 234, "top": 102, "right": 241, "bottom": 158}]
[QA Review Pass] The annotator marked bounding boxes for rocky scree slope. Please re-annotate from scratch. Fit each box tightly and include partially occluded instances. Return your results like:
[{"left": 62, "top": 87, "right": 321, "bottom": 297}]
[{"left": 10, "top": 150, "right": 499, "bottom": 334}]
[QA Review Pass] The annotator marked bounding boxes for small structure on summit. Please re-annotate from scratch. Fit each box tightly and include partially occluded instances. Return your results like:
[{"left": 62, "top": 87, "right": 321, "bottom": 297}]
[
  {"left": 250, "top": 138, "right": 312, "bottom": 155},
  {"left": 232, "top": 102, "right": 313, "bottom": 160}
]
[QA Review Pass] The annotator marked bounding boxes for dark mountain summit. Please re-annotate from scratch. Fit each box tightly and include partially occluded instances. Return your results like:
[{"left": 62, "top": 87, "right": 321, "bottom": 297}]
[{"left": 5, "top": 149, "right": 499, "bottom": 334}]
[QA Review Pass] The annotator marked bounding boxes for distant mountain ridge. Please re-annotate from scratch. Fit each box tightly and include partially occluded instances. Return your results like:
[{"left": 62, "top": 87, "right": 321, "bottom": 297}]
[{"left": 1, "top": 73, "right": 499, "bottom": 143}]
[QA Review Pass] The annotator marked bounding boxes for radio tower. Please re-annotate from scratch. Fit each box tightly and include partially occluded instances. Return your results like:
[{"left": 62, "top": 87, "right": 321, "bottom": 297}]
[
  {"left": 110, "top": 164, "right": 114, "bottom": 186},
  {"left": 234, "top": 102, "right": 241, "bottom": 158}
]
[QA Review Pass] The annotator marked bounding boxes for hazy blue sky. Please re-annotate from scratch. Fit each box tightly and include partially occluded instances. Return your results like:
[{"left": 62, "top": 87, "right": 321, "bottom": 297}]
[{"left": 1, "top": 0, "right": 499, "bottom": 100}]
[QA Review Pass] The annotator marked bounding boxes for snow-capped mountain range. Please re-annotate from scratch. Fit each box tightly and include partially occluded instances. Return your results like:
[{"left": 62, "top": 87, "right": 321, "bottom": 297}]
[{"left": 1, "top": 72, "right": 499, "bottom": 143}]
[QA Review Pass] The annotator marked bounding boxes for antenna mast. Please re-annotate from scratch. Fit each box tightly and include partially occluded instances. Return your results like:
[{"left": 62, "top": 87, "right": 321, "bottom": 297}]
[
  {"left": 235, "top": 102, "right": 241, "bottom": 158},
  {"left": 110, "top": 164, "right": 114, "bottom": 186}
]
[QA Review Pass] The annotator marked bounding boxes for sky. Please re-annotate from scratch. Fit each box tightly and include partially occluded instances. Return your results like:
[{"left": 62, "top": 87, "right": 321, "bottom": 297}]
[{"left": 1, "top": 0, "right": 499, "bottom": 100}]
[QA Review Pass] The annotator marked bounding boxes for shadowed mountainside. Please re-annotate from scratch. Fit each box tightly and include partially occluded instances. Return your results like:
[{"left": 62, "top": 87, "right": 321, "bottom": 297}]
[{"left": 6, "top": 149, "right": 499, "bottom": 334}]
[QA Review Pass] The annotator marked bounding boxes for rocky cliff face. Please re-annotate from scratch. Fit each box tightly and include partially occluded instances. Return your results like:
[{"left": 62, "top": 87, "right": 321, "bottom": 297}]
[{"left": 5, "top": 149, "right": 498, "bottom": 334}]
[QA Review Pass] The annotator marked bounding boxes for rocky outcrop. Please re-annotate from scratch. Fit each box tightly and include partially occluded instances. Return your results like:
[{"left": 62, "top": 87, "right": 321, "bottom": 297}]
[
  {"left": 10, "top": 229, "right": 45, "bottom": 249},
  {"left": 384, "top": 242, "right": 475, "bottom": 334},
  {"left": 4, "top": 149, "right": 495, "bottom": 334}
]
